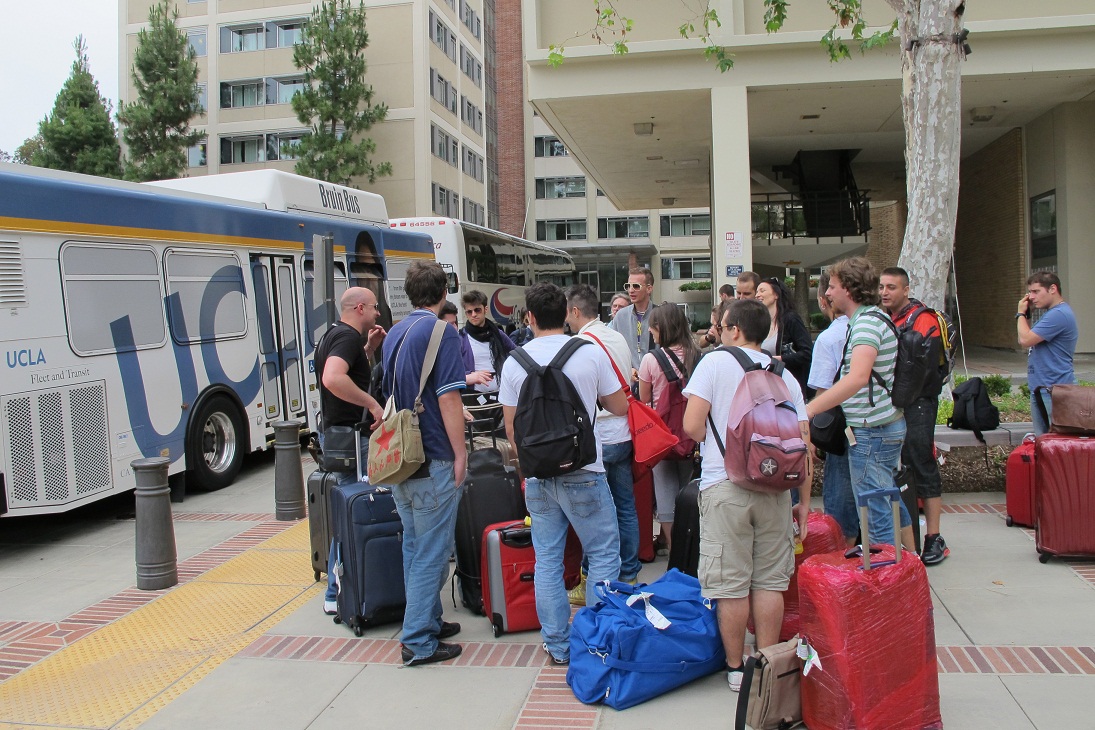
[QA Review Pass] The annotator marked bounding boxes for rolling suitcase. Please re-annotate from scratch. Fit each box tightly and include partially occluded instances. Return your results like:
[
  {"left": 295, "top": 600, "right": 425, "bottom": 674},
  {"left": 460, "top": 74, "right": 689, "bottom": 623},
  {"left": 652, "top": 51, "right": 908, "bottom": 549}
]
[
  {"left": 1035, "top": 434, "right": 1095, "bottom": 562},
  {"left": 667, "top": 479, "right": 700, "bottom": 576},
  {"left": 776, "top": 511, "right": 844, "bottom": 642},
  {"left": 307, "top": 468, "right": 339, "bottom": 582},
  {"left": 1005, "top": 434, "right": 1037, "bottom": 528},
  {"left": 799, "top": 487, "right": 941, "bottom": 730},
  {"left": 454, "top": 447, "right": 524, "bottom": 614},
  {"left": 482, "top": 520, "right": 540, "bottom": 636}
]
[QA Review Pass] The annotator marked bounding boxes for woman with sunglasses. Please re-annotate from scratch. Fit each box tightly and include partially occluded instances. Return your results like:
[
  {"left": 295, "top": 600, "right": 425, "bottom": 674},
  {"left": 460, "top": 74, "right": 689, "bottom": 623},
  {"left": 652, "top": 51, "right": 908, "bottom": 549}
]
[
  {"left": 638, "top": 303, "right": 701, "bottom": 555},
  {"left": 755, "top": 277, "right": 814, "bottom": 397}
]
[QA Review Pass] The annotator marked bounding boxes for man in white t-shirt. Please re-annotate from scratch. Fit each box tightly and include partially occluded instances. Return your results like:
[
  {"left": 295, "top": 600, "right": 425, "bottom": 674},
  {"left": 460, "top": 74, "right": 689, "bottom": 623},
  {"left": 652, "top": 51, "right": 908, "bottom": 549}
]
[
  {"left": 498, "top": 283, "right": 629, "bottom": 666},
  {"left": 807, "top": 269, "right": 857, "bottom": 545},
  {"left": 682, "top": 298, "right": 810, "bottom": 694},
  {"left": 566, "top": 284, "right": 641, "bottom": 597}
]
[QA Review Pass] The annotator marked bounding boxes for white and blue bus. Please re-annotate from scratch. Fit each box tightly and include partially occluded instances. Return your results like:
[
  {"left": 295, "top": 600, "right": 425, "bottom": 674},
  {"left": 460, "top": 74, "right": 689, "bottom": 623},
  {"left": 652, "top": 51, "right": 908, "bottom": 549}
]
[{"left": 0, "top": 164, "right": 433, "bottom": 517}]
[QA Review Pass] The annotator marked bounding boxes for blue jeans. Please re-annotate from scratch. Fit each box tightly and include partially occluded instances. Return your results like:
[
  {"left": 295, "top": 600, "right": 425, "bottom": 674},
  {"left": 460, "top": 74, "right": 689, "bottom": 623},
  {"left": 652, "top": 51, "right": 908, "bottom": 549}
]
[
  {"left": 602, "top": 441, "right": 641, "bottom": 582},
  {"left": 1031, "top": 389, "right": 1052, "bottom": 436},
  {"left": 526, "top": 470, "right": 621, "bottom": 661},
  {"left": 391, "top": 460, "right": 462, "bottom": 659},
  {"left": 822, "top": 450, "right": 859, "bottom": 541},
  {"left": 847, "top": 420, "right": 912, "bottom": 545}
]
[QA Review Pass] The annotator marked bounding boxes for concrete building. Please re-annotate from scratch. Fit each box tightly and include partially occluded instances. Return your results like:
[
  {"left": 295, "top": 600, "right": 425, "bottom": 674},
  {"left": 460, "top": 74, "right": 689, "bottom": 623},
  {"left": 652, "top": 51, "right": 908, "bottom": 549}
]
[
  {"left": 120, "top": 0, "right": 491, "bottom": 224},
  {"left": 521, "top": 0, "right": 1095, "bottom": 351}
]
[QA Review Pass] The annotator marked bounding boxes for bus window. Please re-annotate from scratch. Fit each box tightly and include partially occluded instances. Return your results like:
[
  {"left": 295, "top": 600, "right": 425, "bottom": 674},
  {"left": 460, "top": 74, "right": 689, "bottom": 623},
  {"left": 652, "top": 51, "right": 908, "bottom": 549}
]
[
  {"left": 303, "top": 259, "right": 348, "bottom": 347},
  {"left": 61, "top": 243, "right": 167, "bottom": 354},
  {"left": 465, "top": 240, "right": 498, "bottom": 283},
  {"left": 495, "top": 242, "right": 527, "bottom": 286},
  {"left": 165, "top": 251, "right": 247, "bottom": 343}
]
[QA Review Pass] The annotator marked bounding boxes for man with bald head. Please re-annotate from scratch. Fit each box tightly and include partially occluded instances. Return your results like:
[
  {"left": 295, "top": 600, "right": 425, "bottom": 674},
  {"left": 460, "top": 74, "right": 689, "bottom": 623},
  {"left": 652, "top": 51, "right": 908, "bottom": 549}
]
[{"left": 314, "top": 286, "right": 387, "bottom": 613}]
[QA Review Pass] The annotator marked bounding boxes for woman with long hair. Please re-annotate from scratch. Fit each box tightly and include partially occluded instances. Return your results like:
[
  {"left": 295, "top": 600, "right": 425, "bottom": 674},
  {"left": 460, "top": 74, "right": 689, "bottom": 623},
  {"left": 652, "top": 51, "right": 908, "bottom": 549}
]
[
  {"left": 638, "top": 303, "right": 701, "bottom": 554},
  {"left": 755, "top": 277, "right": 814, "bottom": 397}
]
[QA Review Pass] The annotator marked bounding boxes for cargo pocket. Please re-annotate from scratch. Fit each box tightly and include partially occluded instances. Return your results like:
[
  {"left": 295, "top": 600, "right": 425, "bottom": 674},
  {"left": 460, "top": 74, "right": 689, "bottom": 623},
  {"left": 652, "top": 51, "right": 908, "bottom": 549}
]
[{"left": 698, "top": 539, "right": 723, "bottom": 590}]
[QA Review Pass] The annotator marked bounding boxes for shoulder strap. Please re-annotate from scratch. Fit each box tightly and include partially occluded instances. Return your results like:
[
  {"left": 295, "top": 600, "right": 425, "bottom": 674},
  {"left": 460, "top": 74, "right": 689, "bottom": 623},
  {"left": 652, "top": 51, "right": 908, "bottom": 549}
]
[
  {"left": 734, "top": 654, "right": 760, "bottom": 730},
  {"left": 549, "top": 336, "right": 589, "bottom": 369},
  {"left": 860, "top": 309, "right": 898, "bottom": 406},
  {"left": 663, "top": 346, "right": 689, "bottom": 381},
  {"left": 726, "top": 346, "right": 762, "bottom": 373},
  {"left": 967, "top": 379, "right": 985, "bottom": 443},
  {"left": 509, "top": 346, "right": 540, "bottom": 375},
  {"left": 652, "top": 347, "right": 679, "bottom": 383},
  {"left": 582, "top": 332, "right": 630, "bottom": 391},
  {"left": 414, "top": 320, "right": 448, "bottom": 406}
]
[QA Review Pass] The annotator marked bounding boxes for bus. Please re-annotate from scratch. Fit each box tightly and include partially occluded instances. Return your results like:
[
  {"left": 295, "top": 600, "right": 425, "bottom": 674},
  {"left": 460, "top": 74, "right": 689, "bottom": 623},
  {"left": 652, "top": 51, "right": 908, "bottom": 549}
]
[
  {"left": 0, "top": 164, "right": 433, "bottom": 517},
  {"left": 388, "top": 217, "right": 575, "bottom": 326}
]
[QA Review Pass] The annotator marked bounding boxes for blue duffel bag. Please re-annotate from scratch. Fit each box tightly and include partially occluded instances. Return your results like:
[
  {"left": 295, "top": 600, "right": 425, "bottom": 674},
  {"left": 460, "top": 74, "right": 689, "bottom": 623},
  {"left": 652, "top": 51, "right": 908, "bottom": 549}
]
[{"left": 566, "top": 568, "right": 726, "bottom": 710}]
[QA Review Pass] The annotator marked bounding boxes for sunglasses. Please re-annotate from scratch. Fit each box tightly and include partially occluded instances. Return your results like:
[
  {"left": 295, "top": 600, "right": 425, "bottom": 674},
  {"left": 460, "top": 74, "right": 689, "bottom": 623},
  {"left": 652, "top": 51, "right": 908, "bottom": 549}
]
[
  {"left": 624, "top": 282, "right": 647, "bottom": 290},
  {"left": 465, "top": 307, "right": 484, "bottom": 315},
  {"left": 358, "top": 302, "right": 379, "bottom": 311}
]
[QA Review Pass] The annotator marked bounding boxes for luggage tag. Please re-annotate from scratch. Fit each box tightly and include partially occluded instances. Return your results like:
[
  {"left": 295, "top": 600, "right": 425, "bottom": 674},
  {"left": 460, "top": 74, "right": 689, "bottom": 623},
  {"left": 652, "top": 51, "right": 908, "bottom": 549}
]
[
  {"left": 797, "top": 637, "right": 823, "bottom": 675},
  {"left": 845, "top": 426, "right": 856, "bottom": 447},
  {"left": 626, "top": 592, "right": 672, "bottom": 630}
]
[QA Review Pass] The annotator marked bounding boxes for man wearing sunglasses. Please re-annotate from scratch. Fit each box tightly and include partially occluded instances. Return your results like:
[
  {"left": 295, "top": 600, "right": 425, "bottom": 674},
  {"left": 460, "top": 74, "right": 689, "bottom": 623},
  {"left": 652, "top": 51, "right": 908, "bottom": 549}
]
[
  {"left": 608, "top": 267, "right": 657, "bottom": 378},
  {"left": 459, "top": 290, "right": 515, "bottom": 393}
]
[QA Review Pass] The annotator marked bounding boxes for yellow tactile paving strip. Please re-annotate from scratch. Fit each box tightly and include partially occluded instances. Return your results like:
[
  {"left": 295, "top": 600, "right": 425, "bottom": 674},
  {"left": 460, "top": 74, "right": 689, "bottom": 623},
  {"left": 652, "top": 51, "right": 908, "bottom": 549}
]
[{"left": 0, "top": 520, "right": 321, "bottom": 730}]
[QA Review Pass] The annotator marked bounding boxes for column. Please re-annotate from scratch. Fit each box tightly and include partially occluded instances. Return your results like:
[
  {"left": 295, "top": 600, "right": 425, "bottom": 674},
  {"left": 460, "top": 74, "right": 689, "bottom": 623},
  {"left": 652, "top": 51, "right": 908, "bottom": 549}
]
[{"left": 709, "top": 85, "right": 753, "bottom": 299}]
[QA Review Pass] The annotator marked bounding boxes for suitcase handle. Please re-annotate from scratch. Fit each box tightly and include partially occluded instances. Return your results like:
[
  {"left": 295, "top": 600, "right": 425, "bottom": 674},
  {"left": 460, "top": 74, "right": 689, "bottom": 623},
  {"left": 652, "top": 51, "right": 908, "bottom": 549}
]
[{"left": 854, "top": 487, "right": 902, "bottom": 570}]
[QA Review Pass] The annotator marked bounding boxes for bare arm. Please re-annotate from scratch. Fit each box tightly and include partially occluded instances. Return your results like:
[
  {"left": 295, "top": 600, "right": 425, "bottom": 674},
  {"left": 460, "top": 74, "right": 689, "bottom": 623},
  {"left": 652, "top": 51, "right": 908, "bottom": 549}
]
[
  {"left": 638, "top": 378, "right": 653, "bottom": 405},
  {"left": 1016, "top": 296, "right": 1044, "bottom": 348},
  {"left": 601, "top": 388, "right": 629, "bottom": 417},
  {"left": 503, "top": 405, "right": 517, "bottom": 455},
  {"left": 805, "top": 344, "right": 877, "bottom": 419},
  {"left": 322, "top": 355, "right": 384, "bottom": 427},
  {"left": 683, "top": 394, "right": 711, "bottom": 444},
  {"left": 438, "top": 390, "right": 467, "bottom": 486}
]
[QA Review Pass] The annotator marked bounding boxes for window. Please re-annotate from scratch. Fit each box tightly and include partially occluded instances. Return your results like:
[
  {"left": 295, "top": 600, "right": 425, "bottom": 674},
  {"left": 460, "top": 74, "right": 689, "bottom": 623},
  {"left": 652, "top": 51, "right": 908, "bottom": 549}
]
[
  {"left": 535, "top": 176, "right": 585, "bottom": 199},
  {"left": 1030, "top": 191, "right": 1057, "bottom": 271},
  {"left": 535, "top": 219, "right": 586, "bottom": 242},
  {"left": 268, "top": 76, "right": 305, "bottom": 105},
  {"left": 661, "top": 257, "right": 712, "bottom": 280},
  {"left": 430, "top": 124, "right": 459, "bottom": 166},
  {"left": 429, "top": 68, "right": 457, "bottom": 115},
  {"left": 220, "top": 24, "right": 264, "bottom": 53},
  {"left": 220, "top": 136, "right": 266, "bottom": 164},
  {"left": 460, "top": 96, "right": 483, "bottom": 135},
  {"left": 660, "top": 213, "right": 711, "bottom": 237},
  {"left": 188, "top": 141, "right": 207, "bottom": 167},
  {"left": 459, "top": 45, "right": 482, "bottom": 87},
  {"left": 463, "top": 199, "right": 485, "bottom": 226},
  {"left": 196, "top": 83, "right": 207, "bottom": 112},
  {"left": 187, "top": 29, "right": 207, "bottom": 57},
  {"left": 460, "top": 0, "right": 482, "bottom": 39},
  {"left": 431, "top": 183, "right": 460, "bottom": 217},
  {"left": 165, "top": 251, "right": 247, "bottom": 343},
  {"left": 462, "top": 146, "right": 484, "bottom": 182},
  {"left": 268, "top": 19, "right": 304, "bottom": 48},
  {"left": 266, "top": 132, "right": 305, "bottom": 161},
  {"left": 61, "top": 244, "right": 166, "bottom": 354},
  {"left": 429, "top": 10, "right": 458, "bottom": 62},
  {"left": 443, "top": 0, "right": 455, "bottom": 8},
  {"left": 220, "top": 80, "right": 264, "bottom": 109},
  {"left": 534, "top": 136, "right": 568, "bottom": 157},
  {"left": 495, "top": 243, "right": 527, "bottom": 286},
  {"left": 598, "top": 216, "right": 649, "bottom": 239}
]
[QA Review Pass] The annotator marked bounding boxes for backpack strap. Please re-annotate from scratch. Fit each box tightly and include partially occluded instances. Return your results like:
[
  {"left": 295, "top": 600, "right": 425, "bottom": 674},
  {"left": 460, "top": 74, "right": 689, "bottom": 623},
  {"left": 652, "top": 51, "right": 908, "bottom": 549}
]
[
  {"left": 706, "top": 347, "right": 771, "bottom": 456},
  {"left": 966, "top": 381, "right": 985, "bottom": 444},
  {"left": 549, "top": 336, "right": 590, "bottom": 369},
  {"left": 860, "top": 309, "right": 900, "bottom": 407},
  {"left": 663, "top": 346, "right": 690, "bottom": 382},
  {"left": 509, "top": 346, "right": 541, "bottom": 376},
  {"left": 652, "top": 347, "right": 680, "bottom": 384}
]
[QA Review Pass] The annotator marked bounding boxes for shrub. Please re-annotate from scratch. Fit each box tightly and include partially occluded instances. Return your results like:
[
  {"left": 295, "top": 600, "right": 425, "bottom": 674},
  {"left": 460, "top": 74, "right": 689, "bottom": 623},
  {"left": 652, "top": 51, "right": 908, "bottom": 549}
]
[
  {"left": 1019, "top": 382, "right": 1030, "bottom": 398},
  {"left": 936, "top": 398, "right": 954, "bottom": 425},
  {"left": 679, "top": 281, "right": 711, "bottom": 292},
  {"left": 810, "top": 312, "right": 829, "bottom": 331},
  {"left": 981, "top": 374, "right": 1013, "bottom": 398}
]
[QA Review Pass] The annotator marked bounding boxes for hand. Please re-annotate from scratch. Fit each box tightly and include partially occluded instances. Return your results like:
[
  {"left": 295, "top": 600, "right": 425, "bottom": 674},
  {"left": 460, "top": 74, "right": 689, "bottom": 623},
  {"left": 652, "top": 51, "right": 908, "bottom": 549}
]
[
  {"left": 793, "top": 502, "right": 810, "bottom": 542},
  {"left": 366, "top": 324, "right": 387, "bottom": 353},
  {"left": 453, "top": 455, "right": 467, "bottom": 488},
  {"left": 367, "top": 402, "right": 384, "bottom": 430},
  {"left": 631, "top": 368, "right": 639, "bottom": 383},
  {"left": 1017, "top": 296, "right": 1030, "bottom": 316},
  {"left": 811, "top": 443, "right": 823, "bottom": 461},
  {"left": 467, "top": 370, "right": 493, "bottom": 386},
  {"left": 463, "top": 407, "right": 474, "bottom": 422}
]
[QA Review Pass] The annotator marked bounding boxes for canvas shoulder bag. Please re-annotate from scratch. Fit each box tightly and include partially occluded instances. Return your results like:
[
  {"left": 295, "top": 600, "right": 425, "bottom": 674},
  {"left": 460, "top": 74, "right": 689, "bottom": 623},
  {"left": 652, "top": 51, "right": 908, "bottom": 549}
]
[
  {"left": 735, "top": 635, "right": 804, "bottom": 730},
  {"left": 367, "top": 318, "right": 447, "bottom": 485}
]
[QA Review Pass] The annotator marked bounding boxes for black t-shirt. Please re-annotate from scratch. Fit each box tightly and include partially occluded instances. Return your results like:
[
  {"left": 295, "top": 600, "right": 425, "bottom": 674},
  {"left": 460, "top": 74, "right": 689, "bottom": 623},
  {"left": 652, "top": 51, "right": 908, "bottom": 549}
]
[{"left": 315, "top": 321, "right": 372, "bottom": 427}]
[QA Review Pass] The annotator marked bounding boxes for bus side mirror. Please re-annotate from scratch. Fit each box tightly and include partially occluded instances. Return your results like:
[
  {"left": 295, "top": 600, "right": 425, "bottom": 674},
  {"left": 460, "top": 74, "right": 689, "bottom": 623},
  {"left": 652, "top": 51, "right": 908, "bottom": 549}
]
[{"left": 447, "top": 272, "right": 459, "bottom": 294}]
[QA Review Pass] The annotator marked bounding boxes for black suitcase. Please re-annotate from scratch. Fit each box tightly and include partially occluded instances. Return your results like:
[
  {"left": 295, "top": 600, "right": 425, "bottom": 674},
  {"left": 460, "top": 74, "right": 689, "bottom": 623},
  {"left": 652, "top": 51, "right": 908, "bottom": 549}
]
[
  {"left": 330, "top": 480, "right": 406, "bottom": 635},
  {"left": 667, "top": 479, "right": 700, "bottom": 576},
  {"left": 454, "top": 447, "right": 524, "bottom": 615},
  {"left": 307, "top": 469, "right": 339, "bottom": 582}
]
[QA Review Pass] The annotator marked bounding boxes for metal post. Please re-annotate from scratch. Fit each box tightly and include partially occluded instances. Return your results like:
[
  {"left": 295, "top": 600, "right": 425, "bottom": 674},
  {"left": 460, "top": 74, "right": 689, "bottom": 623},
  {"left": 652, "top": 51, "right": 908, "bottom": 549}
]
[
  {"left": 132, "top": 457, "right": 178, "bottom": 591},
  {"left": 274, "top": 420, "right": 307, "bottom": 520}
]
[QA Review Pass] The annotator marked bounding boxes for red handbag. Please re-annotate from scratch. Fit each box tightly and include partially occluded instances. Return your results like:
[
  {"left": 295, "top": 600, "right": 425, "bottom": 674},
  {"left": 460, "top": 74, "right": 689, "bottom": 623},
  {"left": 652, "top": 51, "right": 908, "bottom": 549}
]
[{"left": 583, "top": 332, "right": 678, "bottom": 467}]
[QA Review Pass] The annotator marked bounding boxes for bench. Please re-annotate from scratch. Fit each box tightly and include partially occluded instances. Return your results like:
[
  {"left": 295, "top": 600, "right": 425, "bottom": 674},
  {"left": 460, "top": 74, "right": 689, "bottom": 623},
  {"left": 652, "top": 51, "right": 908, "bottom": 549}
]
[{"left": 934, "top": 422, "right": 1034, "bottom": 451}]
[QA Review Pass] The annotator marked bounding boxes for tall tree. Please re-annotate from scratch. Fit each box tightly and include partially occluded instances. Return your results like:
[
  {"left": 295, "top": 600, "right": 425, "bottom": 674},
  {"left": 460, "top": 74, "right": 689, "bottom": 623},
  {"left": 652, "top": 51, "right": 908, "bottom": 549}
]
[
  {"left": 556, "top": 0, "right": 968, "bottom": 312},
  {"left": 14, "top": 135, "right": 45, "bottom": 165},
  {"left": 117, "top": 0, "right": 203, "bottom": 182},
  {"left": 31, "top": 36, "right": 122, "bottom": 178},
  {"left": 0, "top": 150, "right": 10, "bottom": 164},
  {"left": 292, "top": 0, "right": 392, "bottom": 186}
]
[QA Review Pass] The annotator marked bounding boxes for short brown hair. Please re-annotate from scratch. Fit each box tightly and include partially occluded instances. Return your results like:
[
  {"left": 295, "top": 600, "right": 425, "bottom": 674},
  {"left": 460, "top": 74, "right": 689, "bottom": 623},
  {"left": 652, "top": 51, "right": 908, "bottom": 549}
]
[
  {"left": 628, "top": 267, "right": 654, "bottom": 286},
  {"left": 461, "top": 290, "right": 488, "bottom": 307},
  {"left": 404, "top": 261, "right": 448, "bottom": 307},
  {"left": 1027, "top": 271, "right": 1063, "bottom": 295},
  {"left": 828, "top": 257, "right": 880, "bottom": 306},
  {"left": 737, "top": 271, "right": 761, "bottom": 288}
]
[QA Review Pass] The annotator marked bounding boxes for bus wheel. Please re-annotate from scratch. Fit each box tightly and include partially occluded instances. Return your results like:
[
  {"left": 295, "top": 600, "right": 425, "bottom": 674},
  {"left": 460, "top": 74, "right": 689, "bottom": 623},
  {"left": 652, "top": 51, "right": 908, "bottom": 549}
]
[{"left": 187, "top": 396, "right": 244, "bottom": 491}]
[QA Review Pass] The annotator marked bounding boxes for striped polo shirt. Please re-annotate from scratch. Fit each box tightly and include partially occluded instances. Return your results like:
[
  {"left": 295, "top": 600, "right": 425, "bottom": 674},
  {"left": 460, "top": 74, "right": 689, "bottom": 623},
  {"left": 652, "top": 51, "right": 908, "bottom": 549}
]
[{"left": 841, "top": 305, "right": 900, "bottom": 427}]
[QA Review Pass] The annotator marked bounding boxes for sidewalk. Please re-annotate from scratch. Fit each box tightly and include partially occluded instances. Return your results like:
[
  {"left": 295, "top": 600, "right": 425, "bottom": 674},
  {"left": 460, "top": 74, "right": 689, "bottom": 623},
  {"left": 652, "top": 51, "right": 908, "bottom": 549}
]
[{"left": 1, "top": 449, "right": 1093, "bottom": 729}]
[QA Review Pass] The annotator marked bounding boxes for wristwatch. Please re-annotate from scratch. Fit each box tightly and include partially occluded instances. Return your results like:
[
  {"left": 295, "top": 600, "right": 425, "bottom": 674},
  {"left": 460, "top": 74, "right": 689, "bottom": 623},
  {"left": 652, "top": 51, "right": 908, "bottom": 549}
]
[{"left": 1015, "top": 311, "right": 1029, "bottom": 320}]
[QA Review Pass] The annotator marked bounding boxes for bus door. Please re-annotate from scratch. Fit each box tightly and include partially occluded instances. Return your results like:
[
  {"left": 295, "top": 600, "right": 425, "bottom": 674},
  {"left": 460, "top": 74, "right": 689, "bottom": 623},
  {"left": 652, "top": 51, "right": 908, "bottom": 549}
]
[{"left": 250, "top": 255, "right": 306, "bottom": 424}]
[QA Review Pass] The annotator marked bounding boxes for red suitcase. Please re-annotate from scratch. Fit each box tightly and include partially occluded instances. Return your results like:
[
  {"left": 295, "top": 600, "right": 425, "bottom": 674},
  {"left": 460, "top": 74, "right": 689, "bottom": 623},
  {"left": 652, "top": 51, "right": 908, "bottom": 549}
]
[
  {"left": 482, "top": 520, "right": 539, "bottom": 637},
  {"left": 799, "top": 488, "right": 941, "bottom": 730},
  {"left": 1035, "top": 434, "right": 1095, "bottom": 562},
  {"left": 1005, "top": 434, "right": 1037, "bottom": 528}
]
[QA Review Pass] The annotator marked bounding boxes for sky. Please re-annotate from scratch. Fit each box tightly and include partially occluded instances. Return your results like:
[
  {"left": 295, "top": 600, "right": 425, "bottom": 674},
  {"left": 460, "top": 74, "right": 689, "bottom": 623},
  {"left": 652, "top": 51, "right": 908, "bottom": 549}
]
[{"left": 0, "top": 0, "right": 119, "bottom": 156}]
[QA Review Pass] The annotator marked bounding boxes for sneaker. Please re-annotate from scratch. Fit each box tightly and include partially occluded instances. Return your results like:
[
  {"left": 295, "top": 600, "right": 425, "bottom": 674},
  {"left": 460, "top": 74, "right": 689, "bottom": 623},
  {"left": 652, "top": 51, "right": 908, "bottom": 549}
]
[
  {"left": 323, "top": 599, "right": 337, "bottom": 616},
  {"left": 921, "top": 534, "right": 950, "bottom": 566},
  {"left": 568, "top": 574, "right": 587, "bottom": 607},
  {"left": 542, "top": 643, "right": 569, "bottom": 666},
  {"left": 438, "top": 621, "right": 461, "bottom": 640},
  {"left": 727, "top": 665, "right": 744, "bottom": 692},
  {"left": 402, "top": 641, "right": 463, "bottom": 667}
]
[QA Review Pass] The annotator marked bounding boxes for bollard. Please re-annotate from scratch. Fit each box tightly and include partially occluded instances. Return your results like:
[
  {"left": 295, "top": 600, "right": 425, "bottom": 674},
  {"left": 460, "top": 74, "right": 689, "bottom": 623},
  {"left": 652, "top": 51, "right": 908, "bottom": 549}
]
[
  {"left": 132, "top": 457, "right": 178, "bottom": 591},
  {"left": 273, "top": 420, "right": 307, "bottom": 520}
]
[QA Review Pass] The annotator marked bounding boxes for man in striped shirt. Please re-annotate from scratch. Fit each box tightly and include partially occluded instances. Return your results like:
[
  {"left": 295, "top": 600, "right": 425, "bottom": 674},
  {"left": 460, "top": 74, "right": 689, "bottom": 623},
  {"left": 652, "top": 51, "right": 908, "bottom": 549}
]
[{"left": 806, "top": 257, "right": 915, "bottom": 550}]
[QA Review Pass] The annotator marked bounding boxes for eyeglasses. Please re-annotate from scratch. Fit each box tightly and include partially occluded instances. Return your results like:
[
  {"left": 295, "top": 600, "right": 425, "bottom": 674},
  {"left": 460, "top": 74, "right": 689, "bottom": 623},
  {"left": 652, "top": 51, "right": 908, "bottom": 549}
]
[
  {"left": 624, "top": 282, "right": 647, "bottom": 290},
  {"left": 465, "top": 307, "right": 484, "bottom": 315},
  {"left": 358, "top": 302, "right": 380, "bottom": 311}
]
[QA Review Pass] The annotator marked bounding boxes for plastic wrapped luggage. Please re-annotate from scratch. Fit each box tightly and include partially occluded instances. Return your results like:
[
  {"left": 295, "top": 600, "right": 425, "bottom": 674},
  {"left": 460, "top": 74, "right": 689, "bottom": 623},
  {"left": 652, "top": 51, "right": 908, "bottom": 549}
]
[
  {"left": 667, "top": 479, "right": 700, "bottom": 576},
  {"left": 799, "top": 488, "right": 941, "bottom": 730},
  {"left": 482, "top": 520, "right": 539, "bottom": 636},
  {"left": 1005, "top": 434, "right": 1037, "bottom": 528},
  {"left": 1035, "top": 434, "right": 1095, "bottom": 562},
  {"left": 307, "top": 469, "right": 339, "bottom": 582},
  {"left": 779, "top": 512, "right": 844, "bottom": 641}
]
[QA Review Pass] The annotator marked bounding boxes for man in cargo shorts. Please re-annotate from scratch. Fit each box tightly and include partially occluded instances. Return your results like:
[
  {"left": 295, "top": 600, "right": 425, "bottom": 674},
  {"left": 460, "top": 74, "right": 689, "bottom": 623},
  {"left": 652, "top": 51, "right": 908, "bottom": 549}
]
[{"left": 682, "top": 298, "right": 811, "bottom": 693}]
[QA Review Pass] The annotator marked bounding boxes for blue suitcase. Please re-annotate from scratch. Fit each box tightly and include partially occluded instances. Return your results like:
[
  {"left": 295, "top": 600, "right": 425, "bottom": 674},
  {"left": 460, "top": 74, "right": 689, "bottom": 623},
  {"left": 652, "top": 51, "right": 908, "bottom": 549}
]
[{"left": 330, "top": 480, "right": 406, "bottom": 635}]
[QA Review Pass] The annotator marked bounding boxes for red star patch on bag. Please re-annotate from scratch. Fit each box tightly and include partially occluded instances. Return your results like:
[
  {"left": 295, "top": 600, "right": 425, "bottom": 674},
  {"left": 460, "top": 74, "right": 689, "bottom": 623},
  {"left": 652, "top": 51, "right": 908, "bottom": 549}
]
[{"left": 375, "top": 423, "right": 395, "bottom": 451}]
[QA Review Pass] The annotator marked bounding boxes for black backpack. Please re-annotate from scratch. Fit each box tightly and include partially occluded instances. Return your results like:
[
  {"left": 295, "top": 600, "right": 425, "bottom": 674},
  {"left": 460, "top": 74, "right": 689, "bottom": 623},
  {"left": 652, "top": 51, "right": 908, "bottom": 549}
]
[
  {"left": 510, "top": 338, "right": 597, "bottom": 478},
  {"left": 861, "top": 310, "right": 933, "bottom": 409},
  {"left": 948, "top": 377, "right": 1000, "bottom": 443}
]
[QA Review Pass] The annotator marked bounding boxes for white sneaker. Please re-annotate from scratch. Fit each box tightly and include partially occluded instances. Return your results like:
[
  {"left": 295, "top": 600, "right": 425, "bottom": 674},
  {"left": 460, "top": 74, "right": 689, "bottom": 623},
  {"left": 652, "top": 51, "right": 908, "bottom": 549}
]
[
  {"left": 323, "top": 599, "right": 337, "bottom": 616},
  {"left": 727, "top": 667, "right": 744, "bottom": 692}
]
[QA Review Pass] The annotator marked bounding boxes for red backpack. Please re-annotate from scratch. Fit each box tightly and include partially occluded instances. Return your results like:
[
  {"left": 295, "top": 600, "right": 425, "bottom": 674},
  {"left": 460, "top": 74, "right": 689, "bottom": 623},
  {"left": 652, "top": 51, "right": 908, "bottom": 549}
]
[
  {"left": 707, "top": 347, "right": 808, "bottom": 493},
  {"left": 651, "top": 348, "right": 696, "bottom": 460}
]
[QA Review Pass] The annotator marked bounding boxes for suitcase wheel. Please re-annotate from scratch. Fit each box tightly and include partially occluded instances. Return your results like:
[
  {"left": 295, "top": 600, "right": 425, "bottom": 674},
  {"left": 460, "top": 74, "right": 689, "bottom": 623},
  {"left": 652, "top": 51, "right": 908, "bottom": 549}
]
[
  {"left": 333, "top": 615, "right": 342, "bottom": 624},
  {"left": 1038, "top": 552, "right": 1051, "bottom": 564},
  {"left": 1005, "top": 515, "right": 1014, "bottom": 527},
  {"left": 491, "top": 619, "right": 502, "bottom": 638},
  {"left": 353, "top": 623, "right": 364, "bottom": 637}
]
